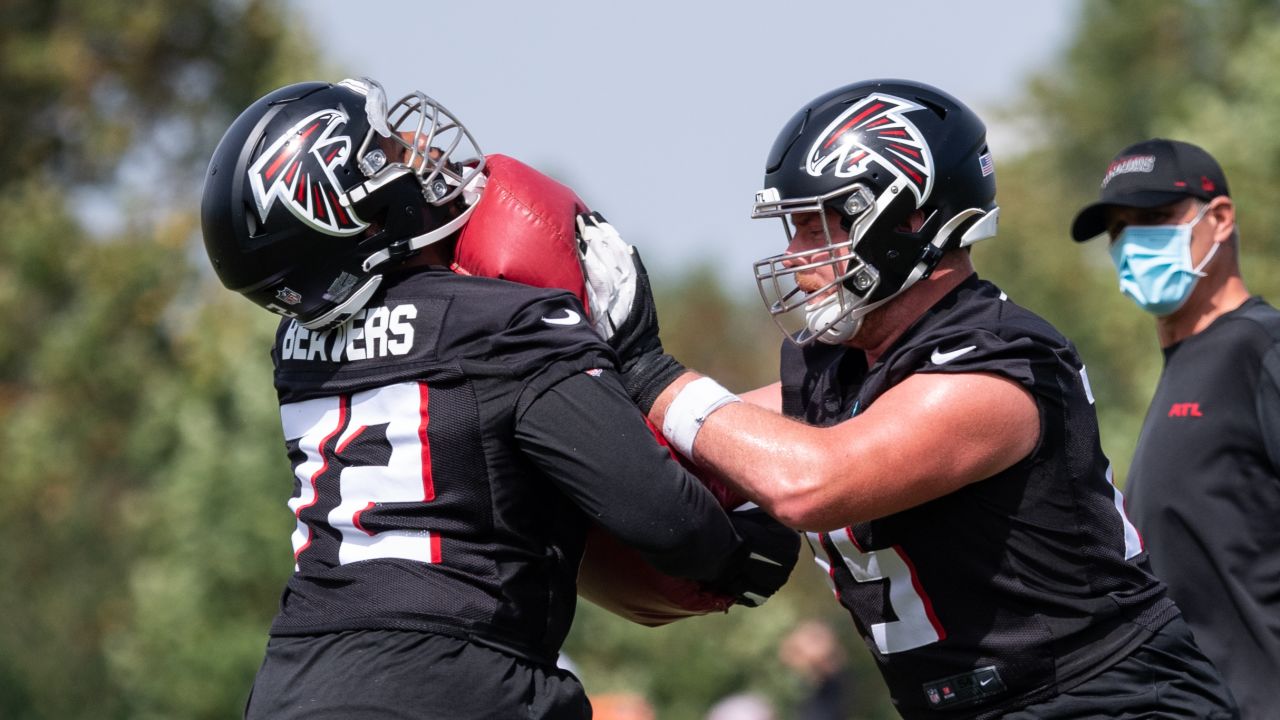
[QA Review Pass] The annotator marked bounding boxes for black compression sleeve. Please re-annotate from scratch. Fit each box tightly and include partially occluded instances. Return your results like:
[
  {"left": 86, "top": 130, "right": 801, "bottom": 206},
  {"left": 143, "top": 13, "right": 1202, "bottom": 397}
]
[{"left": 514, "top": 369, "right": 741, "bottom": 582}]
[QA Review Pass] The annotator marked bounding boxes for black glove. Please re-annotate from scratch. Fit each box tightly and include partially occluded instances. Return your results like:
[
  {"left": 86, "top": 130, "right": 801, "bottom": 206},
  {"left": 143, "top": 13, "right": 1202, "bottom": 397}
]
[
  {"left": 707, "top": 506, "right": 801, "bottom": 607},
  {"left": 576, "top": 212, "right": 685, "bottom": 412},
  {"left": 607, "top": 249, "right": 686, "bottom": 413}
]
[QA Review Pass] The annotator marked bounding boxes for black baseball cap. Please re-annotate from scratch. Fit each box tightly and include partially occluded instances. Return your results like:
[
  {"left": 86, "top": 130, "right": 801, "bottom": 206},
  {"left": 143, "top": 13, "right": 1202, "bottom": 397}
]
[{"left": 1070, "top": 138, "right": 1230, "bottom": 241}]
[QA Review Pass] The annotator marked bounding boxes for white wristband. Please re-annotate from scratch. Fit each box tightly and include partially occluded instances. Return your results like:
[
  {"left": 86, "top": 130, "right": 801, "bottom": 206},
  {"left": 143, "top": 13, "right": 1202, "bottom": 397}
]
[{"left": 662, "top": 377, "right": 741, "bottom": 459}]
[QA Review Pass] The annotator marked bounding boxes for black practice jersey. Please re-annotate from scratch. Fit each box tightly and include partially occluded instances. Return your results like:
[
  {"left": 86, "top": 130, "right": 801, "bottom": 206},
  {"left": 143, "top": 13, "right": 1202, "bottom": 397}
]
[
  {"left": 268, "top": 267, "right": 741, "bottom": 663},
  {"left": 780, "top": 275, "right": 1176, "bottom": 719},
  {"left": 1126, "top": 296, "right": 1280, "bottom": 718}
]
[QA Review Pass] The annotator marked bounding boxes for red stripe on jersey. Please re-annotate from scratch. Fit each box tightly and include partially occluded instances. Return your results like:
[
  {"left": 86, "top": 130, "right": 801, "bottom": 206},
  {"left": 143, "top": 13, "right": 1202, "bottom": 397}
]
[
  {"left": 335, "top": 425, "right": 367, "bottom": 455},
  {"left": 353, "top": 501, "right": 376, "bottom": 536},
  {"left": 295, "top": 395, "right": 349, "bottom": 560},
  {"left": 428, "top": 533, "right": 442, "bottom": 563},
  {"left": 845, "top": 527, "right": 865, "bottom": 553},
  {"left": 419, "top": 382, "right": 436, "bottom": 501},
  {"left": 894, "top": 544, "right": 947, "bottom": 642}
]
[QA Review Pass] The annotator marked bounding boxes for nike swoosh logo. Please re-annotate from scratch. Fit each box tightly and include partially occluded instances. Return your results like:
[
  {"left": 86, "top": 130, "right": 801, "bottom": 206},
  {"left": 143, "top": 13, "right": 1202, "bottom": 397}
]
[
  {"left": 979, "top": 677, "right": 994, "bottom": 687},
  {"left": 749, "top": 551, "right": 783, "bottom": 567},
  {"left": 541, "top": 309, "right": 582, "bottom": 326},
  {"left": 930, "top": 345, "right": 977, "bottom": 365}
]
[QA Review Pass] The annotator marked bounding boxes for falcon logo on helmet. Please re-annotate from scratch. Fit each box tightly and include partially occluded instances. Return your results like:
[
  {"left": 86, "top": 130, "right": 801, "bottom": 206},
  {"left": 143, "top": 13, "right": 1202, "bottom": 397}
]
[
  {"left": 249, "top": 109, "right": 369, "bottom": 236},
  {"left": 805, "top": 93, "right": 935, "bottom": 206}
]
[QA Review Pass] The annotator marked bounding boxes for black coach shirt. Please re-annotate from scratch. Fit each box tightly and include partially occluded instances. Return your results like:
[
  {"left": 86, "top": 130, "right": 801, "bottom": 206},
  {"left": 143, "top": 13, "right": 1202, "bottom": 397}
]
[
  {"left": 1125, "top": 296, "right": 1280, "bottom": 718},
  {"left": 268, "top": 268, "right": 741, "bottom": 663},
  {"left": 781, "top": 274, "right": 1176, "bottom": 720}
]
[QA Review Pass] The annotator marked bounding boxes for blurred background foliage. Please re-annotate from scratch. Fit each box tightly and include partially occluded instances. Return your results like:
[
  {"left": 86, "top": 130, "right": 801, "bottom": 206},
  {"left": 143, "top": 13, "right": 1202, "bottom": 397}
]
[{"left": 5, "top": 0, "right": 1280, "bottom": 718}]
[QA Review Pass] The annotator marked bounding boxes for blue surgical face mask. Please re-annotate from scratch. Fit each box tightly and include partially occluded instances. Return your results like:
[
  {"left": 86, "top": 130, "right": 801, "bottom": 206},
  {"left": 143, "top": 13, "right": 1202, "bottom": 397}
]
[{"left": 1108, "top": 203, "right": 1217, "bottom": 316}]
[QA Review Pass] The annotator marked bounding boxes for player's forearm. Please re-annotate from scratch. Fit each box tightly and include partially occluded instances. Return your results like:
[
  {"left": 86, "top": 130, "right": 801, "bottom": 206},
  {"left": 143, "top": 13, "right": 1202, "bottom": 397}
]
[
  {"left": 518, "top": 371, "right": 745, "bottom": 579},
  {"left": 649, "top": 373, "right": 846, "bottom": 531}
]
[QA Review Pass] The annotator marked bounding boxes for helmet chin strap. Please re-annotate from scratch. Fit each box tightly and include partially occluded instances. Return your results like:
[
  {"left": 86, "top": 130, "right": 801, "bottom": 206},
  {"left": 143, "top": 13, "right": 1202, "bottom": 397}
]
[
  {"left": 804, "top": 294, "right": 862, "bottom": 345},
  {"left": 805, "top": 289, "right": 899, "bottom": 345}
]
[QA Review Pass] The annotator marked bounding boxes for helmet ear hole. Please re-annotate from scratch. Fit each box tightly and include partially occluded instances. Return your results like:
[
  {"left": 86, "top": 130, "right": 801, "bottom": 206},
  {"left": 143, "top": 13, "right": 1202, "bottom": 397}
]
[{"left": 358, "top": 205, "right": 391, "bottom": 240}]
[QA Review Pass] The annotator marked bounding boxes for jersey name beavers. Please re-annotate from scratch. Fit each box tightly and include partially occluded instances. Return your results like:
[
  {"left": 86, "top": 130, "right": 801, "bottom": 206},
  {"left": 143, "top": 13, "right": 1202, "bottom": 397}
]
[{"left": 280, "top": 303, "right": 417, "bottom": 362}]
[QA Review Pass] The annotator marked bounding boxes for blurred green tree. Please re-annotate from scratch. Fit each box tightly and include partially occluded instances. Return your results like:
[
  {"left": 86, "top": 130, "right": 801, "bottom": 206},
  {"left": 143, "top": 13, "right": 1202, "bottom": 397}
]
[
  {"left": 0, "top": 2, "right": 319, "bottom": 718},
  {"left": 9, "top": 0, "right": 1280, "bottom": 718},
  {"left": 978, "top": 0, "right": 1280, "bottom": 484}
]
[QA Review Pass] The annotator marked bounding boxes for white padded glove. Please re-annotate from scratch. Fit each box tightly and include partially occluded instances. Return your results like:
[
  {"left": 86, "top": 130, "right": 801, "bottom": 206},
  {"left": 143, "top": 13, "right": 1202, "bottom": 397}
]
[{"left": 576, "top": 212, "right": 637, "bottom": 341}]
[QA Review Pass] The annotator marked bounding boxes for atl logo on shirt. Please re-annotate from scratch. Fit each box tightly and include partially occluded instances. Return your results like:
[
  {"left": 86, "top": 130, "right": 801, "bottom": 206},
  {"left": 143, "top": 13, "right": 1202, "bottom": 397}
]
[{"left": 1168, "top": 402, "right": 1203, "bottom": 418}]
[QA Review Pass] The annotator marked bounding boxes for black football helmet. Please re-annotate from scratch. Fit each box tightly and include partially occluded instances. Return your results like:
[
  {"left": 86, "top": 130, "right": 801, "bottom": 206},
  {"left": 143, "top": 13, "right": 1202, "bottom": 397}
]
[
  {"left": 752, "top": 79, "right": 999, "bottom": 345},
  {"left": 201, "top": 77, "right": 484, "bottom": 330}
]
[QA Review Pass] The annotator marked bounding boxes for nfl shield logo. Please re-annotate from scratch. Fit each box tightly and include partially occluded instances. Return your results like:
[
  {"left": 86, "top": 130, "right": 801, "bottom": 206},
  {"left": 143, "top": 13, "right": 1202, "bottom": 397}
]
[
  {"left": 927, "top": 688, "right": 941, "bottom": 705},
  {"left": 276, "top": 287, "right": 303, "bottom": 305}
]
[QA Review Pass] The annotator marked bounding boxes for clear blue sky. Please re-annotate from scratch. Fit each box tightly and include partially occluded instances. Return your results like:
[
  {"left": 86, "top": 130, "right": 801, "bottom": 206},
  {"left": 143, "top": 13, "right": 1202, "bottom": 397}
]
[{"left": 295, "top": 1, "right": 1080, "bottom": 294}]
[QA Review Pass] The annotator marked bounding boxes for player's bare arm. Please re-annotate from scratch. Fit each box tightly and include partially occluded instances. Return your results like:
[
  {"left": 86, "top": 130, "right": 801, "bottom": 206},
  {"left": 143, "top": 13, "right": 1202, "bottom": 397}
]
[
  {"left": 739, "top": 381, "right": 782, "bottom": 412},
  {"left": 650, "top": 370, "right": 1039, "bottom": 531}
]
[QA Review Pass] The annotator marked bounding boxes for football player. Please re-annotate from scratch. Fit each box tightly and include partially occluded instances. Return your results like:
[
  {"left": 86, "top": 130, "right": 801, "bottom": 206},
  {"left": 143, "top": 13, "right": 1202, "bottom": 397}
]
[
  {"left": 200, "top": 77, "right": 798, "bottom": 720},
  {"left": 585, "top": 80, "right": 1240, "bottom": 719}
]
